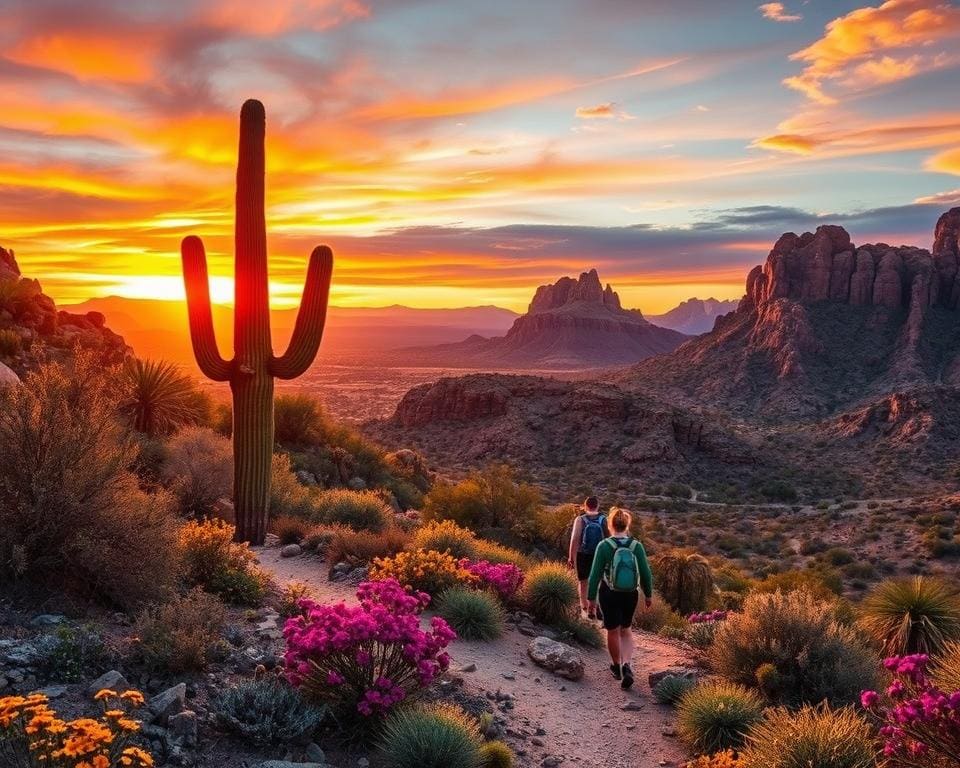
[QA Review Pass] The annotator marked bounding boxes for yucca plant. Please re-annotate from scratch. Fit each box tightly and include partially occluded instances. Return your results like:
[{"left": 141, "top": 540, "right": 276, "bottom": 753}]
[
  {"left": 378, "top": 703, "right": 483, "bottom": 768},
  {"left": 739, "top": 704, "right": 877, "bottom": 768},
  {"left": 478, "top": 740, "right": 514, "bottom": 768},
  {"left": 677, "top": 680, "right": 764, "bottom": 754},
  {"left": 652, "top": 674, "right": 696, "bottom": 706},
  {"left": 930, "top": 640, "right": 960, "bottom": 691},
  {"left": 654, "top": 550, "right": 714, "bottom": 615},
  {"left": 521, "top": 562, "right": 579, "bottom": 625},
  {"left": 121, "top": 358, "right": 204, "bottom": 436},
  {"left": 438, "top": 587, "right": 505, "bottom": 641},
  {"left": 858, "top": 576, "right": 960, "bottom": 655}
]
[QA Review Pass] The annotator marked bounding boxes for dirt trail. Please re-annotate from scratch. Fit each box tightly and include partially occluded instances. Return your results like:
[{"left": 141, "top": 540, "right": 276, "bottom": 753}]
[{"left": 256, "top": 546, "right": 692, "bottom": 768}]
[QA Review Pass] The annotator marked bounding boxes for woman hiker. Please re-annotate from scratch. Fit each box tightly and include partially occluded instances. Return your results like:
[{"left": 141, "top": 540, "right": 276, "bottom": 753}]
[
  {"left": 567, "top": 496, "right": 610, "bottom": 620},
  {"left": 586, "top": 507, "right": 653, "bottom": 690}
]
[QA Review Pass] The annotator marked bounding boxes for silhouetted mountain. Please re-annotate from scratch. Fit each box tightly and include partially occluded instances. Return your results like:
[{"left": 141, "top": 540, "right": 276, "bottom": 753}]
[{"left": 647, "top": 297, "right": 739, "bottom": 335}]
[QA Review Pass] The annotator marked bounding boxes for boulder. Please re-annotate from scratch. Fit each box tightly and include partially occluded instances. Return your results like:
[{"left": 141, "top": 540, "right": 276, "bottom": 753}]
[
  {"left": 148, "top": 683, "right": 186, "bottom": 723},
  {"left": 280, "top": 544, "right": 302, "bottom": 558},
  {"left": 88, "top": 670, "right": 130, "bottom": 698},
  {"left": 648, "top": 667, "right": 699, "bottom": 689},
  {"left": 168, "top": 710, "right": 198, "bottom": 747},
  {"left": 526, "top": 637, "right": 584, "bottom": 681},
  {"left": 0, "top": 362, "right": 19, "bottom": 388}
]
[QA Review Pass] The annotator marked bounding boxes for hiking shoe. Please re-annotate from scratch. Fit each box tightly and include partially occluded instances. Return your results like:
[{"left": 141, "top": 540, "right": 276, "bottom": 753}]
[
  {"left": 609, "top": 663, "right": 622, "bottom": 680},
  {"left": 620, "top": 664, "right": 634, "bottom": 690}
]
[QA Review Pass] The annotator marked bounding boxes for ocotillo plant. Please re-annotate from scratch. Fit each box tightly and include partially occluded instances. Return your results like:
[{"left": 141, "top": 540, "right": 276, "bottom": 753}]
[{"left": 180, "top": 99, "right": 333, "bottom": 544}]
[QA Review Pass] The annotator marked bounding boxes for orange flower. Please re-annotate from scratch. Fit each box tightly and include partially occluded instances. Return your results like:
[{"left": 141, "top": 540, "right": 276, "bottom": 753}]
[
  {"left": 94, "top": 689, "right": 117, "bottom": 701},
  {"left": 119, "top": 691, "right": 145, "bottom": 706}
]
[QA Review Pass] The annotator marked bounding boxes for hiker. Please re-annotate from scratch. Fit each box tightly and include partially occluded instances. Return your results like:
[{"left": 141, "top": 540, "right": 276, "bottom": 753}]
[
  {"left": 586, "top": 507, "right": 653, "bottom": 690},
  {"left": 567, "top": 496, "right": 610, "bottom": 620}
]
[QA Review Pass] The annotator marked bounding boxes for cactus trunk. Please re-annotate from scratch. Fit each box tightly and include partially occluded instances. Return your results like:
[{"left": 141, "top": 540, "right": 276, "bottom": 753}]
[{"left": 180, "top": 99, "right": 333, "bottom": 545}]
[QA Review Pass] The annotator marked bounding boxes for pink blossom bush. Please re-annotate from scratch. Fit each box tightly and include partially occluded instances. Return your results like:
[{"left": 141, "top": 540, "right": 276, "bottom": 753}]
[
  {"left": 688, "top": 610, "right": 728, "bottom": 624},
  {"left": 861, "top": 654, "right": 960, "bottom": 767},
  {"left": 460, "top": 559, "right": 524, "bottom": 601},
  {"left": 283, "top": 578, "right": 456, "bottom": 718}
]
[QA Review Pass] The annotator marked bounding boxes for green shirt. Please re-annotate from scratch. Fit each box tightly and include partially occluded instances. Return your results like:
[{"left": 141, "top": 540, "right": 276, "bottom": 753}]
[{"left": 587, "top": 536, "right": 653, "bottom": 601}]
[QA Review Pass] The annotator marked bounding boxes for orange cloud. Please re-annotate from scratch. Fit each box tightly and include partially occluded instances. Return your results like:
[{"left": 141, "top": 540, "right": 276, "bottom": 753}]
[
  {"left": 8, "top": 32, "right": 156, "bottom": 83},
  {"left": 201, "top": 0, "right": 370, "bottom": 34},
  {"left": 926, "top": 147, "right": 960, "bottom": 175},
  {"left": 752, "top": 133, "right": 820, "bottom": 154},
  {"left": 785, "top": 0, "right": 960, "bottom": 104},
  {"left": 758, "top": 3, "right": 802, "bottom": 22},
  {"left": 576, "top": 103, "right": 617, "bottom": 119},
  {"left": 914, "top": 188, "right": 960, "bottom": 204}
]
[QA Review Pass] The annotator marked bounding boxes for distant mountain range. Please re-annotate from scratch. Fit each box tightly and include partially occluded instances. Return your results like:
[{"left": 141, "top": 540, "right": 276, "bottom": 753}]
[
  {"left": 385, "top": 269, "right": 687, "bottom": 369},
  {"left": 646, "top": 297, "right": 739, "bottom": 335}
]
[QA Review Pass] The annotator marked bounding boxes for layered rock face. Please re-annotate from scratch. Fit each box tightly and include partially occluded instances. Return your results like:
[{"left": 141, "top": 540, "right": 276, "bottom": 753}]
[
  {"left": 0, "top": 246, "right": 130, "bottom": 374},
  {"left": 396, "top": 269, "right": 686, "bottom": 369}
]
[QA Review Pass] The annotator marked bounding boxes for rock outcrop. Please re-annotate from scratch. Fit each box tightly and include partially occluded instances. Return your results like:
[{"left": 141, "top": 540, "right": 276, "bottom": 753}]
[
  {"left": 0, "top": 246, "right": 130, "bottom": 374},
  {"left": 391, "top": 269, "right": 686, "bottom": 369},
  {"left": 647, "top": 297, "right": 739, "bottom": 335}
]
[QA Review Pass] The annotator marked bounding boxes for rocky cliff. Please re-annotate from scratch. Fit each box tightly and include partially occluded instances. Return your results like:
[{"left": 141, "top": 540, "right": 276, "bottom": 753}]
[
  {"left": 394, "top": 269, "right": 686, "bottom": 369},
  {"left": 0, "top": 246, "right": 130, "bottom": 375},
  {"left": 615, "top": 208, "right": 960, "bottom": 419}
]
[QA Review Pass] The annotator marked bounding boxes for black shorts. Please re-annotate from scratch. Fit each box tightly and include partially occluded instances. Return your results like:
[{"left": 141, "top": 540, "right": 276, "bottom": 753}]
[
  {"left": 575, "top": 551, "right": 595, "bottom": 580},
  {"left": 598, "top": 582, "right": 639, "bottom": 630}
]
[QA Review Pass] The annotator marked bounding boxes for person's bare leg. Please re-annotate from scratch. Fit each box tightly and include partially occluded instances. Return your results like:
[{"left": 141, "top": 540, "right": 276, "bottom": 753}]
[
  {"left": 578, "top": 580, "right": 589, "bottom": 613},
  {"left": 606, "top": 628, "right": 621, "bottom": 665},
  {"left": 619, "top": 627, "right": 634, "bottom": 665}
]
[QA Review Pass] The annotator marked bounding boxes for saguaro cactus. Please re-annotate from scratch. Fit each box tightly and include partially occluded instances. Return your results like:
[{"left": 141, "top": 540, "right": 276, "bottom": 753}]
[{"left": 180, "top": 99, "right": 333, "bottom": 544}]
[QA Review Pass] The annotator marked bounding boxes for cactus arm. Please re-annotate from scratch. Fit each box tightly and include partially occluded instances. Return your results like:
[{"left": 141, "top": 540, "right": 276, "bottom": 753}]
[
  {"left": 181, "top": 235, "right": 233, "bottom": 382},
  {"left": 269, "top": 245, "right": 334, "bottom": 380}
]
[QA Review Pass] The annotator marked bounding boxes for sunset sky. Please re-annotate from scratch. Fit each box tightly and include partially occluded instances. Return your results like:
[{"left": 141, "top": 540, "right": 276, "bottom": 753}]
[{"left": 4, "top": 0, "right": 960, "bottom": 313}]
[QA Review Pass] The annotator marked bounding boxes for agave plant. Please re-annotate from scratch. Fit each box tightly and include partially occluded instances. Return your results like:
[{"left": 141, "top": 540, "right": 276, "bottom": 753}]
[
  {"left": 654, "top": 550, "right": 714, "bottom": 615},
  {"left": 121, "top": 358, "right": 204, "bottom": 436},
  {"left": 858, "top": 576, "right": 960, "bottom": 655}
]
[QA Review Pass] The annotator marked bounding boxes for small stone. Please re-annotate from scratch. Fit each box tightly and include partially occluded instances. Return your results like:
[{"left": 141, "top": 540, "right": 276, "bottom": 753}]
[
  {"left": 542, "top": 757, "right": 563, "bottom": 767},
  {"left": 357, "top": 759, "right": 370, "bottom": 768},
  {"left": 502, "top": 673, "right": 515, "bottom": 680},
  {"left": 280, "top": 544, "right": 303, "bottom": 558},
  {"left": 149, "top": 683, "right": 186, "bottom": 724},
  {"left": 621, "top": 701, "right": 645, "bottom": 712},
  {"left": 527, "top": 637, "right": 585, "bottom": 681},
  {"left": 661, "top": 726, "right": 676, "bottom": 737},
  {"left": 37, "top": 685, "right": 67, "bottom": 699},
  {"left": 169, "top": 710, "right": 198, "bottom": 747},
  {"left": 88, "top": 670, "right": 130, "bottom": 699},
  {"left": 304, "top": 743, "right": 326, "bottom": 763},
  {"left": 460, "top": 663, "right": 477, "bottom": 673},
  {"left": 30, "top": 614, "right": 66, "bottom": 627},
  {"left": 648, "top": 668, "right": 698, "bottom": 689}
]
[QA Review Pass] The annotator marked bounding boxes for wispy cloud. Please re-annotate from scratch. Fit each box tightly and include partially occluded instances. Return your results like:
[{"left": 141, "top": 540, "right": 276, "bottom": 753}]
[{"left": 758, "top": 3, "right": 802, "bottom": 23}]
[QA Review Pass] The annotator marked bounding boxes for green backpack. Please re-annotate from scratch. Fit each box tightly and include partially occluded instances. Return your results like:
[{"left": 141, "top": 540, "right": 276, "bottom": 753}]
[{"left": 605, "top": 538, "right": 640, "bottom": 592}]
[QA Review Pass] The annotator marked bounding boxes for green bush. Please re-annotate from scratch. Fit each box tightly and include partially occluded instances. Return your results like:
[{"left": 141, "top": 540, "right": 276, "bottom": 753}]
[
  {"left": 652, "top": 674, "right": 696, "bottom": 706},
  {"left": 858, "top": 576, "right": 960, "bottom": 655},
  {"left": 739, "top": 705, "right": 877, "bottom": 768},
  {"left": 423, "top": 464, "right": 542, "bottom": 535},
  {"left": 214, "top": 677, "right": 326, "bottom": 744},
  {"left": 478, "top": 740, "right": 514, "bottom": 768},
  {"left": 533, "top": 504, "right": 579, "bottom": 550},
  {"left": 177, "top": 518, "right": 269, "bottom": 605},
  {"left": 685, "top": 621, "right": 720, "bottom": 649},
  {"left": 271, "top": 514, "right": 310, "bottom": 545},
  {"left": 411, "top": 520, "right": 479, "bottom": 560},
  {"left": 710, "top": 590, "right": 879, "bottom": 707},
  {"left": 633, "top": 596, "right": 687, "bottom": 634},
  {"left": 135, "top": 588, "right": 226, "bottom": 673},
  {"left": 270, "top": 452, "right": 313, "bottom": 517},
  {"left": 654, "top": 551, "right": 714, "bottom": 615},
  {"left": 161, "top": 426, "right": 233, "bottom": 517},
  {"left": 325, "top": 527, "right": 409, "bottom": 572},
  {"left": 472, "top": 540, "right": 532, "bottom": 571},
  {"left": 274, "top": 394, "right": 325, "bottom": 446},
  {"left": 521, "top": 563, "right": 578, "bottom": 624},
  {"left": 206, "top": 565, "right": 268, "bottom": 606},
  {"left": 437, "top": 587, "right": 505, "bottom": 641},
  {"left": 302, "top": 523, "right": 348, "bottom": 555},
  {"left": 556, "top": 617, "right": 604, "bottom": 649},
  {"left": 278, "top": 581, "right": 311, "bottom": 619},
  {"left": 677, "top": 681, "right": 764, "bottom": 754},
  {"left": 378, "top": 703, "right": 483, "bottom": 768},
  {"left": 754, "top": 568, "right": 842, "bottom": 600},
  {"left": 36, "top": 625, "right": 108, "bottom": 683},
  {"left": 313, "top": 489, "right": 392, "bottom": 532}
]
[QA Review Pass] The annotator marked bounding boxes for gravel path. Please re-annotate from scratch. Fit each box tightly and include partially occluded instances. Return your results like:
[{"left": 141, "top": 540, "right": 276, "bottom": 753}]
[{"left": 256, "top": 546, "right": 693, "bottom": 768}]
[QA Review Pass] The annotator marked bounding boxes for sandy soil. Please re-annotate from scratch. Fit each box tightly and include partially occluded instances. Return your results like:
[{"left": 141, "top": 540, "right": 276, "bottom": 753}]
[{"left": 256, "top": 546, "right": 693, "bottom": 768}]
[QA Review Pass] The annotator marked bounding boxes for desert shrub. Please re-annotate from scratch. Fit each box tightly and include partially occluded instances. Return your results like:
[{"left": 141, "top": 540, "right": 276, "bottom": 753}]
[
  {"left": 930, "top": 640, "right": 960, "bottom": 690},
  {"left": 461, "top": 560, "right": 524, "bottom": 602},
  {"left": 270, "top": 452, "right": 313, "bottom": 517},
  {"left": 653, "top": 674, "right": 696, "bottom": 705},
  {"left": 35, "top": 625, "right": 109, "bottom": 683},
  {"left": 178, "top": 518, "right": 268, "bottom": 605},
  {"left": 685, "top": 620, "right": 722, "bottom": 650},
  {"left": 684, "top": 751, "right": 741, "bottom": 768},
  {"left": 302, "top": 523, "right": 348, "bottom": 555},
  {"left": 479, "top": 740, "right": 514, "bottom": 768},
  {"left": 313, "top": 489, "right": 392, "bottom": 532},
  {"left": 214, "top": 677, "right": 326, "bottom": 744},
  {"left": 423, "top": 464, "right": 542, "bottom": 535},
  {"left": 437, "top": 587, "right": 505, "bottom": 641},
  {"left": 533, "top": 504, "right": 579, "bottom": 550},
  {"left": 378, "top": 703, "right": 483, "bottom": 768},
  {"left": 135, "top": 588, "right": 226, "bottom": 673},
  {"left": 521, "top": 563, "right": 578, "bottom": 624},
  {"left": 271, "top": 514, "right": 310, "bottom": 545},
  {"left": 278, "top": 581, "right": 311, "bottom": 619},
  {"left": 0, "top": 354, "right": 181, "bottom": 609},
  {"left": 654, "top": 551, "right": 714, "bottom": 615},
  {"left": 162, "top": 426, "right": 233, "bottom": 517},
  {"left": 710, "top": 590, "right": 879, "bottom": 707},
  {"left": 411, "top": 520, "right": 479, "bottom": 559},
  {"left": 556, "top": 617, "right": 604, "bottom": 648},
  {"left": 634, "top": 596, "right": 687, "bottom": 634},
  {"left": 0, "top": 328, "right": 20, "bottom": 357},
  {"left": 472, "top": 539, "right": 532, "bottom": 571},
  {"left": 325, "top": 527, "right": 409, "bottom": 571},
  {"left": 739, "top": 705, "right": 877, "bottom": 768},
  {"left": 0, "top": 689, "right": 154, "bottom": 768},
  {"left": 285, "top": 579, "right": 455, "bottom": 718},
  {"left": 370, "top": 549, "right": 477, "bottom": 595},
  {"left": 274, "top": 393, "right": 325, "bottom": 446},
  {"left": 677, "top": 681, "right": 764, "bottom": 754},
  {"left": 858, "top": 576, "right": 960, "bottom": 655},
  {"left": 120, "top": 358, "right": 210, "bottom": 436}
]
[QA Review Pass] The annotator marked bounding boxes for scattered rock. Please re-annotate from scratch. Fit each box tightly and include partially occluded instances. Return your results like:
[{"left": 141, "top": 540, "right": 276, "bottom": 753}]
[
  {"left": 621, "top": 701, "right": 645, "bottom": 712},
  {"left": 459, "top": 663, "right": 477, "bottom": 673},
  {"left": 37, "top": 685, "right": 67, "bottom": 699},
  {"left": 280, "top": 544, "right": 303, "bottom": 558},
  {"left": 648, "top": 668, "right": 698, "bottom": 689},
  {"left": 88, "top": 670, "right": 130, "bottom": 698},
  {"left": 542, "top": 757, "right": 563, "bottom": 767},
  {"left": 30, "top": 614, "right": 66, "bottom": 627},
  {"left": 168, "top": 710, "right": 198, "bottom": 747},
  {"left": 527, "top": 637, "right": 584, "bottom": 681},
  {"left": 149, "top": 683, "right": 186, "bottom": 724},
  {"left": 304, "top": 743, "right": 326, "bottom": 763}
]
